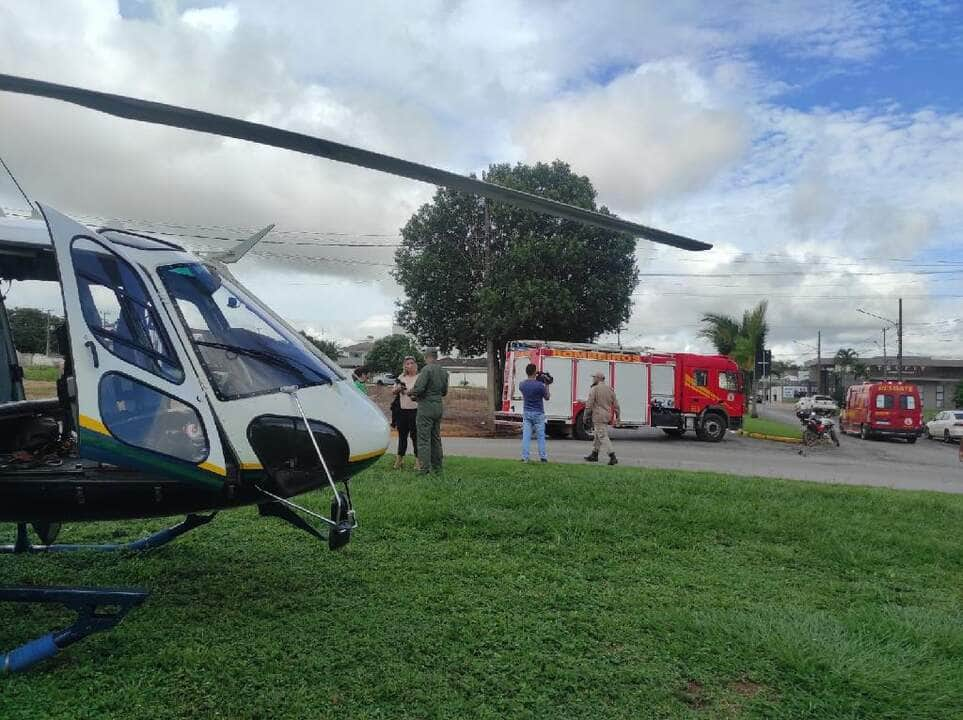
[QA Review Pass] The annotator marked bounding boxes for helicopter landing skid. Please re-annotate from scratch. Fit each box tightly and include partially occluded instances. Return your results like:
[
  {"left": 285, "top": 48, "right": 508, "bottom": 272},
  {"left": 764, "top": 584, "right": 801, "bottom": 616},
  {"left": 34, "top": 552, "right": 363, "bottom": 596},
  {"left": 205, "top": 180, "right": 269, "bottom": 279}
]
[
  {"left": 0, "top": 513, "right": 216, "bottom": 554},
  {"left": 1, "top": 585, "right": 148, "bottom": 673}
]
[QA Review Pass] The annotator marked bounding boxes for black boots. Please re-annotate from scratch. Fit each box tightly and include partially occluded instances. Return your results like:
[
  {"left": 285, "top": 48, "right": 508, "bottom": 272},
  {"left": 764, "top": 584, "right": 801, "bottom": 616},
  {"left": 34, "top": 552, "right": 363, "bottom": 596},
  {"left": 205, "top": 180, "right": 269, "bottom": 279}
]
[{"left": 585, "top": 451, "right": 617, "bottom": 465}]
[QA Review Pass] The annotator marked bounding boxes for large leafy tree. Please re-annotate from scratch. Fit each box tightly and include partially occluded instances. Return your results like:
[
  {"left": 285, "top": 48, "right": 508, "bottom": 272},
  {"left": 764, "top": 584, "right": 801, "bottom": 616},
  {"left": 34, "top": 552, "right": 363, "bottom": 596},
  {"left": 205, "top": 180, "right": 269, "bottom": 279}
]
[
  {"left": 299, "top": 331, "right": 342, "bottom": 361},
  {"left": 364, "top": 334, "right": 424, "bottom": 374},
  {"left": 394, "top": 161, "right": 639, "bottom": 409},
  {"left": 699, "top": 301, "right": 768, "bottom": 416},
  {"left": 9, "top": 307, "right": 64, "bottom": 354}
]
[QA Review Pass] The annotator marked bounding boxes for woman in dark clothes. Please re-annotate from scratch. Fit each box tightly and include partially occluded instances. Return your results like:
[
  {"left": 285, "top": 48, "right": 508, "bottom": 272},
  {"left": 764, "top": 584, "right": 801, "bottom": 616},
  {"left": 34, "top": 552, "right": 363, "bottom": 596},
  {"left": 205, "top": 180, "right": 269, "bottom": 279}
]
[{"left": 392, "top": 356, "right": 420, "bottom": 470}]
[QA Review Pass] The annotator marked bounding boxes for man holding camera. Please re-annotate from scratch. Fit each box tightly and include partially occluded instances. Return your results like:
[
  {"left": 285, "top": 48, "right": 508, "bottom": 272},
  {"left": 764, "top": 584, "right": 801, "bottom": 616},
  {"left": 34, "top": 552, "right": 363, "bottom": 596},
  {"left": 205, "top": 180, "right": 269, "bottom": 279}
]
[
  {"left": 584, "top": 371, "right": 620, "bottom": 465},
  {"left": 519, "top": 363, "right": 551, "bottom": 463}
]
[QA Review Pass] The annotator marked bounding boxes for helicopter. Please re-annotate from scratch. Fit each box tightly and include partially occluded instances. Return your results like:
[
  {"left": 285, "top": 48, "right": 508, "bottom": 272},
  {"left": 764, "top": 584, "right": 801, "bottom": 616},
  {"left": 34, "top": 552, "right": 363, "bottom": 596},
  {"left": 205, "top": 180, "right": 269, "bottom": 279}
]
[{"left": 0, "top": 73, "right": 710, "bottom": 673}]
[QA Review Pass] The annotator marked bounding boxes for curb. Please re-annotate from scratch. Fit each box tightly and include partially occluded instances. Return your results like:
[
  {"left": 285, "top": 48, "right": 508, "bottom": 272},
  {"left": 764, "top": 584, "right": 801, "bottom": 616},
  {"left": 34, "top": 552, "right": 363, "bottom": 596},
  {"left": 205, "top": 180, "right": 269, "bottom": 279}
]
[{"left": 737, "top": 430, "right": 802, "bottom": 445}]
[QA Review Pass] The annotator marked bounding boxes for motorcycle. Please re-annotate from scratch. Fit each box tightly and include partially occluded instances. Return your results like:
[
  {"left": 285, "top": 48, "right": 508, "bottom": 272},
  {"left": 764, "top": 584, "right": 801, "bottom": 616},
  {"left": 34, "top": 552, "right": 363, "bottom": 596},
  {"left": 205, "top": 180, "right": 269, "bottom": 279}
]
[{"left": 798, "top": 411, "right": 840, "bottom": 447}]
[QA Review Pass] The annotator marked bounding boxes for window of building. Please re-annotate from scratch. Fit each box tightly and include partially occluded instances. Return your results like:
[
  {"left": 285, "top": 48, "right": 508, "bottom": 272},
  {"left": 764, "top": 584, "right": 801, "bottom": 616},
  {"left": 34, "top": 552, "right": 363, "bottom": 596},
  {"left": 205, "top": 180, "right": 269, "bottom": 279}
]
[
  {"left": 936, "top": 385, "right": 944, "bottom": 409},
  {"left": 72, "top": 237, "right": 183, "bottom": 384},
  {"left": 99, "top": 373, "right": 208, "bottom": 463}
]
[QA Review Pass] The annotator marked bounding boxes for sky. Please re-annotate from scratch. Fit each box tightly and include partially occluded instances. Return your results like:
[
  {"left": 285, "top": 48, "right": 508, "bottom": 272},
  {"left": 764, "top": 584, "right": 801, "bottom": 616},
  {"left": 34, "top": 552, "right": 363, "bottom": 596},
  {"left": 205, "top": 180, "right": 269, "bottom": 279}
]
[{"left": 1, "top": 0, "right": 961, "bottom": 365}]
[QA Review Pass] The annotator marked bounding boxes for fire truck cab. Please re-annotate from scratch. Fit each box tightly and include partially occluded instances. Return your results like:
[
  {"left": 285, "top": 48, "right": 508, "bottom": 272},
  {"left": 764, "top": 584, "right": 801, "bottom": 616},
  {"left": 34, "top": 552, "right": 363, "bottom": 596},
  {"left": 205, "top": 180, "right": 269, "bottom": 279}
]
[{"left": 495, "top": 340, "right": 744, "bottom": 442}]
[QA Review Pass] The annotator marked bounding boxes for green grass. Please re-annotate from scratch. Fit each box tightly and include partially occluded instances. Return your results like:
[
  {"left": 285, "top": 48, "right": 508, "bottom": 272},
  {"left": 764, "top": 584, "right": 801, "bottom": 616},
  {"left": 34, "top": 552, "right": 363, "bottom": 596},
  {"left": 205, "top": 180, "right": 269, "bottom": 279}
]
[
  {"left": 22, "top": 365, "right": 59, "bottom": 382},
  {"left": 2, "top": 457, "right": 962, "bottom": 719},
  {"left": 741, "top": 415, "right": 802, "bottom": 439}
]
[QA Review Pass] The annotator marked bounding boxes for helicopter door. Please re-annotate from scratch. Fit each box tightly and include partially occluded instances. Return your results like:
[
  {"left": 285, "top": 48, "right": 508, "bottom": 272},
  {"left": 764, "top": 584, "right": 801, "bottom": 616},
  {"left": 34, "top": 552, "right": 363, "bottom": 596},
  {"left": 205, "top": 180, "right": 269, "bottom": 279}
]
[{"left": 39, "top": 205, "right": 229, "bottom": 485}]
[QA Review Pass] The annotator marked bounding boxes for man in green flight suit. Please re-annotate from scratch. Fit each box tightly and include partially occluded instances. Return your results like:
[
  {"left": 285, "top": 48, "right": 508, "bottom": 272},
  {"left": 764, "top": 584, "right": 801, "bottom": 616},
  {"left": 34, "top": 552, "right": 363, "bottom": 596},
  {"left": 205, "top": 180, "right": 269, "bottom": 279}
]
[{"left": 409, "top": 348, "right": 448, "bottom": 474}]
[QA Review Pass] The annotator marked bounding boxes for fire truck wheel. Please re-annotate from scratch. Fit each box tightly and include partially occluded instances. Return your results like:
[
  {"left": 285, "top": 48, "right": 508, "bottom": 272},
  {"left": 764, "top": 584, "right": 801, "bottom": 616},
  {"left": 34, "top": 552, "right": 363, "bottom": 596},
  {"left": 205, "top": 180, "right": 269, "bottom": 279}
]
[
  {"left": 860, "top": 424, "right": 870, "bottom": 440},
  {"left": 547, "top": 423, "right": 570, "bottom": 439},
  {"left": 697, "top": 412, "right": 727, "bottom": 442},
  {"left": 573, "top": 410, "right": 593, "bottom": 441}
]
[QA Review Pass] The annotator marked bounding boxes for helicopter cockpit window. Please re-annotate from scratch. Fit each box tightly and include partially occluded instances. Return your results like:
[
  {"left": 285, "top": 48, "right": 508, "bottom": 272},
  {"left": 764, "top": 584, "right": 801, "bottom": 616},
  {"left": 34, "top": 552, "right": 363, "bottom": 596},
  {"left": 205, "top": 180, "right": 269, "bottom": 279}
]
[
  {"left": 71, "top": 237, "right": 184, "bottom": 384},
  {"left": 159, "top": 263, "right": 340, "bottom": 400}
]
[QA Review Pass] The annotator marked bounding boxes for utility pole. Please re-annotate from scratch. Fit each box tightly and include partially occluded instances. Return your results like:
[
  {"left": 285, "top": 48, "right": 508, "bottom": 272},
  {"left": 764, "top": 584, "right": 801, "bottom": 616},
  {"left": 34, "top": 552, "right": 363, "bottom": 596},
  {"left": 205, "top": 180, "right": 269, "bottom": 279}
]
[
  {"left": 882, "top": 327, "right": 887, "bottom": 378},
  {"left": 897, "top": 297, "right": 903, "bottom": 381},
  {"left": 817, "top": 331, "right": 822, "bottom": 395}
]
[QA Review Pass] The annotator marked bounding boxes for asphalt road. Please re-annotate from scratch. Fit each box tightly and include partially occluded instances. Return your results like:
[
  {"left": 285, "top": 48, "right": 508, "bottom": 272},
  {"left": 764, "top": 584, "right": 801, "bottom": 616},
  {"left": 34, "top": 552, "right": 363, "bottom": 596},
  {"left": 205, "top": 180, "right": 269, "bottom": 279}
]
[{"left": 432, "top": 404, "right": 963, "bottom": 495}]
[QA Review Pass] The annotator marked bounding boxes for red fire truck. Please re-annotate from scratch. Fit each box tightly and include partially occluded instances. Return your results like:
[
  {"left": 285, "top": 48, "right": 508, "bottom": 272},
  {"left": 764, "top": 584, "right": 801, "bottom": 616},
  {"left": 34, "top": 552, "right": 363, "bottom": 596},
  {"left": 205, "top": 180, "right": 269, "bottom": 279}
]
[
  {"left": 495, "top": 340, "right": 744, "bottom": 442},
  {"left": 840, "top": 381, "right": 922, "bottom": 442}
]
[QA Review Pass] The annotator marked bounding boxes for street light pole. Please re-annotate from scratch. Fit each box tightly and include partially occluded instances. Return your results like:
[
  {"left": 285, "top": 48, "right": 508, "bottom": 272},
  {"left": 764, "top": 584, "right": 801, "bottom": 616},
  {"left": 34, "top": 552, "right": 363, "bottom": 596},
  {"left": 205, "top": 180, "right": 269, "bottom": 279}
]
[{"left": 897, "top": 297, "right": 903, "bottom": 381}]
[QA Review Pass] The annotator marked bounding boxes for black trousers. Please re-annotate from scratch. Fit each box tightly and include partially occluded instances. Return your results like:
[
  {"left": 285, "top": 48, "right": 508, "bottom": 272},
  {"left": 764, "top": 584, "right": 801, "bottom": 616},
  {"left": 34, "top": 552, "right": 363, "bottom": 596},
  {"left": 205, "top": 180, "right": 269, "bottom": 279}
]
[{"left": 397, "top": 408, "right": 418, "bottom": 457}]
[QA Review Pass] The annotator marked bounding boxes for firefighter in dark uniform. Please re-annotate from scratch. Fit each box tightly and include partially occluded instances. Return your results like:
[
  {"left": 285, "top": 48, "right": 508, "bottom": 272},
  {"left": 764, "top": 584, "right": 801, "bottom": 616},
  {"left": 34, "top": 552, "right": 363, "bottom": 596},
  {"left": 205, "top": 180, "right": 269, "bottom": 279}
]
[{"left": 409, "top": 347, "right": 449, "bottom": 474}]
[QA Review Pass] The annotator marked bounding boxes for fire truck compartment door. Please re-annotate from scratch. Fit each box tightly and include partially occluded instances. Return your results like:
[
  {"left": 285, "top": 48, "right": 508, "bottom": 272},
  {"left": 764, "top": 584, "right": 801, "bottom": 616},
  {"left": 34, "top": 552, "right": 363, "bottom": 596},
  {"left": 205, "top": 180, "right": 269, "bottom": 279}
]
[
  {"left": 576, "top": 360, "right": 609, "bottom": 403},
  {"left": 542, "top": 356, "right": 572, "bottom": 419},
  {"left": 614, "top": 362, "right": 647, "bottom": 423},
  {"left": 651, "top": 364, "right": 676, "bottom": 408}
]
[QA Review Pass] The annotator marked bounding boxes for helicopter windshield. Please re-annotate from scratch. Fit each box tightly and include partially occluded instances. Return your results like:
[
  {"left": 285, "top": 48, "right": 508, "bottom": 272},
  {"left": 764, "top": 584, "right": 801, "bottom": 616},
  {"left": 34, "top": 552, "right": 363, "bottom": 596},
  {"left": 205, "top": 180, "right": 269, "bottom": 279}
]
[{"left": 159, "top": 263, "right": 340, "bottom": 400}]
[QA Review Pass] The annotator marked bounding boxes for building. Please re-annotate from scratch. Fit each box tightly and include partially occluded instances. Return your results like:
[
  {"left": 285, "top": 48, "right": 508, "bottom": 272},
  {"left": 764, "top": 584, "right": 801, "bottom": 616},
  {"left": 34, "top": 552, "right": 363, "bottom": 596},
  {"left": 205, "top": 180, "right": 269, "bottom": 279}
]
[
  {"left": 439, "top": 357, "right": 488, "bottom": 389},
  {"left": 339, "top": 338, "right": 376, "bottom": 369},
  {"left": 807, "top": 356, "right": 962, "bottom": 410}
]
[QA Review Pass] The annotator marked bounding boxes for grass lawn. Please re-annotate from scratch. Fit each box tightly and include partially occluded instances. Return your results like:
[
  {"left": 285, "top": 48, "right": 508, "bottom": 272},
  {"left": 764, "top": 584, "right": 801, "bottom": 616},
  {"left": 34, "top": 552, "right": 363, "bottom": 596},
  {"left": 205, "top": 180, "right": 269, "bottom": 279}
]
[
  {"left": 741, "top": 415, "right": 802, "bottom": 440},
  {"left": 2, "top": 457, "right": 962, "bottom": 719},
  {"left": 21, "top": 365, "right": 60, "bottom": 382}
]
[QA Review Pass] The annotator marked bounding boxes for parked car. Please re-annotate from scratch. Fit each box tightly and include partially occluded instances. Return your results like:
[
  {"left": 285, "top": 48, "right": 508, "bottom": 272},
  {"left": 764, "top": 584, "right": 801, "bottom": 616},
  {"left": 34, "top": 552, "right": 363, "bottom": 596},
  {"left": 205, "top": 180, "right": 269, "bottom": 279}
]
[
  {"left": 925, "top": 410, "right": 963, "bottom": 443},
  {"left": 371, "top": 372, "right": 397, "bottom": 386},
  {"left": 795, "top": 394, "right": 838, "bottom": 416}
]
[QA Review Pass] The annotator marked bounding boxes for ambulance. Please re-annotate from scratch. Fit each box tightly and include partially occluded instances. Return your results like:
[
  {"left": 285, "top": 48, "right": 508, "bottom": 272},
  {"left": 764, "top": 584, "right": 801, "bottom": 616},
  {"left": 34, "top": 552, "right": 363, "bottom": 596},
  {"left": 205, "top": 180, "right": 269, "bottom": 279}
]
[
  {"left": 840, "top": 381, "right": 922, "bottom": 442},
  {"left": 495, "top": 340, "right": 744, "bottom": 442}
]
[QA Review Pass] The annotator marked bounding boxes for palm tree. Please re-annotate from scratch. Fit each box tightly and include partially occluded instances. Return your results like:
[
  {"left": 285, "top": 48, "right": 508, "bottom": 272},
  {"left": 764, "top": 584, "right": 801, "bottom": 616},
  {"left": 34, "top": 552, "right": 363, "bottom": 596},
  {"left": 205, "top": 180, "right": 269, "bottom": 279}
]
[
  {"left": 699, "top": 301, "right": 769, "bottom": 417},
  {"left": 834, "top": 348, "right": 858, "bottom": 374}
]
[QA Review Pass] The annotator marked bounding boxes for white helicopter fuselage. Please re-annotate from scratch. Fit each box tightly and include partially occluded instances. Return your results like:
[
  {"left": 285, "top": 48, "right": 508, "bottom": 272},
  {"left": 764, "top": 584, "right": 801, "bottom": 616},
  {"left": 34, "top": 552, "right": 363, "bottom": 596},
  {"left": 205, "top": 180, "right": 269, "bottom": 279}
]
[{"left": 0, "top": 207, "right": 388, "bottom": 511}]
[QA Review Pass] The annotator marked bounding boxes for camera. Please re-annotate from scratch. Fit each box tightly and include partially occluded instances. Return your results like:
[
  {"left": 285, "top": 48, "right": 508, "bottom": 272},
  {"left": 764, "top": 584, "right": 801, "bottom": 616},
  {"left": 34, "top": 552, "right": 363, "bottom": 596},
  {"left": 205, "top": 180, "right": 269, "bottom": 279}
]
[{"left": 535, "top": 371, "right": 554, "bottom": 385}]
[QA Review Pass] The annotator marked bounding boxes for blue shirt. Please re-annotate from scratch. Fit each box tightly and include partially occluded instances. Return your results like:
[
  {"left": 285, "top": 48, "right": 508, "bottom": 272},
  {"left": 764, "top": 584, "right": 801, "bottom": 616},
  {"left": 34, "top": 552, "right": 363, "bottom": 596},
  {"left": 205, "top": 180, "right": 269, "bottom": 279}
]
[{"left": 519, "top": 378, "right": 548, "bottom": 413}]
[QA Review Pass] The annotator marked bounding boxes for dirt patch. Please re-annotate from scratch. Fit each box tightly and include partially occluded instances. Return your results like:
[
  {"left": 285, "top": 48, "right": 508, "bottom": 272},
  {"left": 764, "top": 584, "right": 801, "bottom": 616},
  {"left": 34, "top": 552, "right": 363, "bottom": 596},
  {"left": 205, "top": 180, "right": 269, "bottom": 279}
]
[
  {"left": 729, "top": 679, "right": 765, "bottom": 699},
  {"left": 676, "top": 680, "right": 707, "bottom": 710},
  {"left": 24, "top": 380, "right": 56, "bottom": 400},
  {"left": 367, "top": 384, "right": 496, "bottom": 438}
]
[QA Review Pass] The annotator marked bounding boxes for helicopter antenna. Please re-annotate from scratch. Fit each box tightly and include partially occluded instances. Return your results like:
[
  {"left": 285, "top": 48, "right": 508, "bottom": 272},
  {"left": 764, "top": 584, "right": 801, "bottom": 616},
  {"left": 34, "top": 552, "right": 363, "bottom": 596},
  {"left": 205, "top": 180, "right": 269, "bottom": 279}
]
[
  {"left": 0, "top": 73, "right": 711, "bottom": 252},
  {"left": 0, "top": 154, "right": 39, "bottom": 218},
  {"left": 204, "top": 223, "right": 275, "bottom": 264}
]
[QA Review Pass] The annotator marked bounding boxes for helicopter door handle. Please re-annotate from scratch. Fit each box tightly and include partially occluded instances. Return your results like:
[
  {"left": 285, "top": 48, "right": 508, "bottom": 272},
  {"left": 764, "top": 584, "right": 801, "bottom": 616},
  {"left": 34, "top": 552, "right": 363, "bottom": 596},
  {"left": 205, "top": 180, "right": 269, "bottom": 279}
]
[{"left": 84, "top": 340, "right": 99, "bottom": 368}]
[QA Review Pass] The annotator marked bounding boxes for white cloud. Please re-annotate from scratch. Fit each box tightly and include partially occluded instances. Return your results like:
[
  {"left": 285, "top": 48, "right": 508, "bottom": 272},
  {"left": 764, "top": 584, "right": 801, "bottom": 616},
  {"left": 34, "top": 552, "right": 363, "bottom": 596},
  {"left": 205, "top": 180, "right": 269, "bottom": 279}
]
[
  {"left": 516, "top": 61, "right": 750, "bottom": 210},
  {"left": 1, "top": 1, "right": 960, "bottom": 358}
]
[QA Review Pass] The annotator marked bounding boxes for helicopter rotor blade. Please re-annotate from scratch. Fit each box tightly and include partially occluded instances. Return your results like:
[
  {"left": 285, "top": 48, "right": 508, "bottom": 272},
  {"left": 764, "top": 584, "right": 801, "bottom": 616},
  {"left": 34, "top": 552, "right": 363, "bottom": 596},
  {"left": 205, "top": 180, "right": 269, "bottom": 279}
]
[{"left": 0, "top": 73, "right": 710, "bottom": 252}]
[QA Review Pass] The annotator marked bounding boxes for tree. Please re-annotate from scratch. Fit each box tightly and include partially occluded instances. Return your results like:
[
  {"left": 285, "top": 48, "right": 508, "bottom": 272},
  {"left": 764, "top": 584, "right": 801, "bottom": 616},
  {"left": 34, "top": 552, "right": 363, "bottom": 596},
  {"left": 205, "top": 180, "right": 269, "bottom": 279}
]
[
  {"left": 699, "top": 301, "right": 768, "bottom": 417},
  {"left": 834, "top": 348, "right": 858, "bottom": 374},
  {"left": 299, "top": 331, "right": 342, "bottom": 361},
  {"left": 394, "top": 161, "right": 638, "bottom": 410},
  {"left": 364, "top": 334, "right": 424, "bottom": 374},
  {"left": 770, "top": 360, "right": 799, "bottom": 379},
  {"left": 954, "top": 382, "right": 963, "bottom": 409},
  {"left": 9, "top": 307, "right": 64, "bottom": 355}
]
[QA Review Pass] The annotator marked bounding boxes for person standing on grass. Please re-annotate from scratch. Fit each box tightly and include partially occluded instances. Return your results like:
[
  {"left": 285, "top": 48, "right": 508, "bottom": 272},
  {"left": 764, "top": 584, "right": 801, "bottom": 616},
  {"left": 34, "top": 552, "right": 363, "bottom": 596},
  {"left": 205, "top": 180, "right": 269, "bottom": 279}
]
[
  {"left": 584, "top": 371, "right": 620, "bottom": 466},
  {"left": 409, "top": 348, "right": 448, "bottom": 475},
  {"left": 392, "top": 356, "right": 421, "bottom": 471},
  {"left": 519, "top": 363, "right": 550, "bottom": 463}
]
